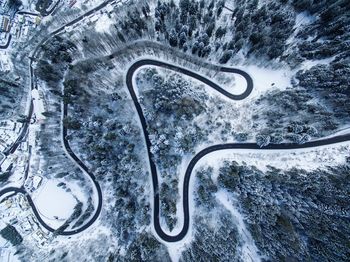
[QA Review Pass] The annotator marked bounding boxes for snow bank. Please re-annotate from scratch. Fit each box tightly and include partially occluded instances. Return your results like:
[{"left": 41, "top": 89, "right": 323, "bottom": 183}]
[{"left": 196, "top": 142, "right": 350, "bottom": 177}]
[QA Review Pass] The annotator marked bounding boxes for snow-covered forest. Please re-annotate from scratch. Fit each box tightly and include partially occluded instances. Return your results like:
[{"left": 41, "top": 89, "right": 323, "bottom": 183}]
[{"left": 1, "top": 0, "right": 349, "bottom": 261}]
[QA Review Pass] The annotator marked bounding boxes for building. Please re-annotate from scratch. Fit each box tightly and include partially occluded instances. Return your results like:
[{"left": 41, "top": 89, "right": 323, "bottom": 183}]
[
  {"left": 0, "top": 15, "right": 10, "bottom": 32},
  {"left": 31, "top": 175, "right": 42, "bottom": 190}
]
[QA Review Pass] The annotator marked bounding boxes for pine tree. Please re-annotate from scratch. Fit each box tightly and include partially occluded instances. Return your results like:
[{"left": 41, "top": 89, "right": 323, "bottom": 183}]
[{"left": 169, "top": 28, "right": 178, "bottom": 47}]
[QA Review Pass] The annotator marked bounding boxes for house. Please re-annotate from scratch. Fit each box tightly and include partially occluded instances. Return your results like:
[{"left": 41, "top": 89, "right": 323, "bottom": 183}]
[
  {"left": 31, "top": 175, "right": 42, "bottom": 190},
  {"left": 0, "top": 15, "right": 10, "bottom": 32}
]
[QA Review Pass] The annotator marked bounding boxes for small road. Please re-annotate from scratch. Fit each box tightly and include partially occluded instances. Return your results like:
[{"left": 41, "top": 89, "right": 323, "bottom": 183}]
[
  {"left": 1, "top": 4, "right": 350, "bottom": 241},
  {"left": 0, "top": 35, "right": 12, "bottom": 49},
  {"left": 17, "top": 11, "right": 40, "bottom": 16},
  {"left": 0, "top": 0, "right": 117, "bottom": 235},
  {"left": 4, "top": 0, "right": 119, "bottom": 156},
  {"left": 2, "top": 53, "right": 350, "bottom": 241},
  {"left": 125, "top": 59, "right": 350, "bottom": 242}
]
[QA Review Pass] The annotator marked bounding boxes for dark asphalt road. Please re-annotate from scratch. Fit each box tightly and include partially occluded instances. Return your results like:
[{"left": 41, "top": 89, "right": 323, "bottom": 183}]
[
  {"left": 1, "top": 8, "right": 349, "bottom": 240},
  {"left": 0, "top": 35, "right": 12, "bottom": 49},
  {"left": 126, "top": 59, "right": 350, "bottom": 242},
  {"left": 0, "top": 1, "right": 115, "bottom": 235}
]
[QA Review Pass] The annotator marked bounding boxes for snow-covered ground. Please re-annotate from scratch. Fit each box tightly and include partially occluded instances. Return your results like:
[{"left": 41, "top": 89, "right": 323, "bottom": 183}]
[
  {"left": 216, "top": 189, "right": 262, "bottom": 262},
  {"left": 300, "top": 57, "right": 335, "bottom": 70},
  {"left": 31, "top": 89, "right": 46, "bottom": 121},
  {"left": 19, "top": 0, "right": 37, "bottom": 12},
  {"left": 286, "top": 11, "right": 316, "bottom": 46},
  {"left": 94, "top": 13, "right": 114, "bottom": 34},
  {"left": 242, "top": 65, "right": 292, "bottom": 101},
  {"left": 198, "top": 142, "right": 350, "bottom": 180},
  {"left": 32, "top": 180, "right": 77, "bottom": 228},
  {"left": 73, "top": 0, "right": 105, "bottom": 10}
]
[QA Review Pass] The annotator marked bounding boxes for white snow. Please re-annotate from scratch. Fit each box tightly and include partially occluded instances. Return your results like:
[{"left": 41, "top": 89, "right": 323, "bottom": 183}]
[
  {"left": 31, "top": 89, "right": 46, "bottom": 121},
  {"left": 19, "top": 0, "right": 36, "bottom": 11},
  {"left": 94, "top": 13, "right": 114, "bottom": 34},
  {"left": 295, "top": 12, "right": 316, "bottom": 28},
  {"left": 73, "top": 0, "right": 105, "bottom": 10},
  {"left": 233, "top": 73, "right": 249, "bottom": 95},
  {"left": 300, "top": 57, "right": 335, "bottom": 70},
  {"left": 32, "top": 180, "right": 77, "bottom": 228},
  {"left": 195, "top": 142, "right": 350, "bottom": 181},
  {"left": 241, "top": 65, "right": 292, "bottom": 101},
  {"left": 286, "top": 12, "right": 316, "bottom": 46},
  {"left": 216, "top": 190, "right": 262, "bottom": 262}
]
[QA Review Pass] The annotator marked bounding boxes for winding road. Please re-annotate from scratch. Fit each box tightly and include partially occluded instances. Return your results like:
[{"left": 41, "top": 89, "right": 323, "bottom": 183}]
[
  {"left": 0, "top": 1, "right": 116, "bottom": 235},
  {"left": 2, "top": 47, "right": 350, "bottom": 242},
  {"left": 1, "top": 2, "right": 350, "bottom": 242},
  {"left": 125, "top": 59, "right": 350, "bottom": 242}
]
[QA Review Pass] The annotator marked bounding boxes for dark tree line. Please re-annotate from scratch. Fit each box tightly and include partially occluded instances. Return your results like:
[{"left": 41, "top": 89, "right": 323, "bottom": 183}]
[{"left": 218, "top": 161, "right": 350, "bottom": 261}]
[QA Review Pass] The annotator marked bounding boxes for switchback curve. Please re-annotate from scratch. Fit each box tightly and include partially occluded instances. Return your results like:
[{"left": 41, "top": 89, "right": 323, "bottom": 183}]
[
  {"left": 126, "top": 58, "right": 350, "bottom": 242},
  {"left": 2, "top": 55, "right": 350, "bottom": 242}
]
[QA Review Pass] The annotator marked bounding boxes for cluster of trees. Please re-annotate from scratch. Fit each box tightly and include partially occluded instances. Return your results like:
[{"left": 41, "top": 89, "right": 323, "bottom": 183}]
[
  {"left": 100, "top": 0, "right": 348, "bottom": 67},
  {"left": 119, "top": 4, "right": 150, "bottom": 37},
  {"left": 160, "top": 180, "right": 178, "bottom": 231},
  {"left": 63, "top": 116, "right": 81, "bottom": 130},
  {"left": 120, "top": 232, "right": 171, "bottom": 261},
  {"left": 0, "top": 170, "right": 11, "bottom": 183},
  {"left": 35, "top": 0, "right": 53, "bottom": 15},
  {"left": 110, "top": 0, "right": 298, "bottom": 64},
  {"left": 62, "top": 74, "right": 152, "bottom": 246},
  {"left": 137, "top": 68, "right": 211, "bottom": 230},
  {"left": 31, "top": 6, "right": 174, "bottom": 257},
  {"left": 218, "top": 161, "right": 350, "bottom": 261},
  {"left": 254, "top": 86, "right": 341, "bottom": 140},
  {"left": 8, "top": 0, "right": 22, "bottom": 9},
  {"left": 0, "top": 80, "right": 18, "bottom": 118},
  {"left": 153, "top": 0, "right": 296, "bottom": 62},
  {"left": 181, "top": 167, "right": 241, "bottom": 261},
  {"left": 296, "top": 62, "right": 350, "bottom": 120},
  {"left": 139, "top": 68, "right": 206, "bottom": 120},
  {"left": 0, "top": 225, "right": 23, "bottom": 246},
  {"left": 40, "top": 36, "right": 75, "bottom": 64},
  {"left": 155, "top": 0, "right": 217, "bottom": 57},
  {"left": 293, "top": 0, "right": 350, "bottom": 62},
  {"left": 36, "top": 36, "right": 76, "bottom": 84},
  {"left": 137, "top": 68, "right": 209, "bottom": 156},
  {"left": 72, "top": 110, "right": 151, "bottom": 246},
  {"left": 255, "top": 58, "right": 349, "bottom": 142},
  {"left": 255, "top": 122, "right": 318, "bottom": 147}
]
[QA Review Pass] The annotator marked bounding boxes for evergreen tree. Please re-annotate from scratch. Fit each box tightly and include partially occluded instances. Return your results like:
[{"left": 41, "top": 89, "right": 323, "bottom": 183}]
[{"left": 169, "top": 28, "right": 178, "bottom": 47}]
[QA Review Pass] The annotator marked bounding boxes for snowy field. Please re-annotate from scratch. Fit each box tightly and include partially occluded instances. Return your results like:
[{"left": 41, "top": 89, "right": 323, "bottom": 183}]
[
  {"left": 33, "top": 180, "right": 77, "bottom": 228},
  {"left": 242, "top": 65, "right": 293, "bottom": 101}
]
